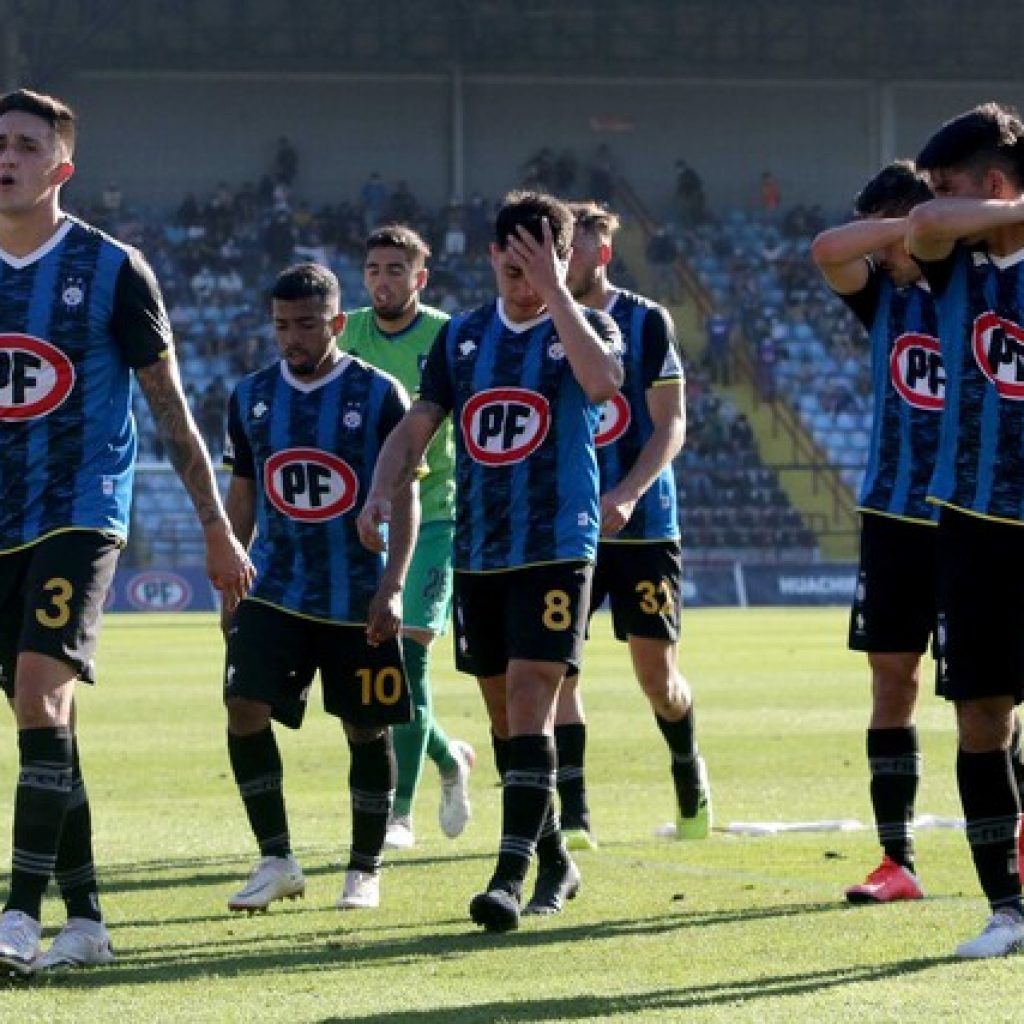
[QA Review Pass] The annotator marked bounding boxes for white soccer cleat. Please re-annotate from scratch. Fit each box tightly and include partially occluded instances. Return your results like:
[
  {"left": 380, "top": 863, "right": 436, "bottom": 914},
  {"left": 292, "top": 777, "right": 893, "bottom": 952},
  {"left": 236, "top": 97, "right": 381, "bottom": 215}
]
[
  {"left": 383, "top": 814, "right": 416, "bottom": 850},
  {"left": 336, "top": 869, "right": 380, "bottom": 910},
  {"left": 228, "top": 855, "right": 305, "bottom": 913},
  {"left": 439, "top": 739, "right": 475, "bottom": 839},
  {"left": 954, "top": 911, "right": 1024, "bottom": 958},
  {"left": 0, "top": 909, "right": 40, "bottom": 976},
  {"left": 35, "top": 917, "right": 114, "bottom": 971}
]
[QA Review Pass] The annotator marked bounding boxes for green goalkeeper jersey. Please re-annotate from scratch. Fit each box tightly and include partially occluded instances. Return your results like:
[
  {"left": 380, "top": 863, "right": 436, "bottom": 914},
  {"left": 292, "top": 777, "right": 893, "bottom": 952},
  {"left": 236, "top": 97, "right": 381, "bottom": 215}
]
[{"left": 339, "top": 305, "right": 455, "bottom": 523}]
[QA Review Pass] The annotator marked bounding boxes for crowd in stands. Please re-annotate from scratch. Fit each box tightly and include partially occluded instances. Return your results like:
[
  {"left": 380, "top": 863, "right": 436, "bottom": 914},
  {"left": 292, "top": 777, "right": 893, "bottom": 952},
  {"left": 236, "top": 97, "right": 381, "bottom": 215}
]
[{"left": 75, "top": 147, "right": 825, "bottom": 568}]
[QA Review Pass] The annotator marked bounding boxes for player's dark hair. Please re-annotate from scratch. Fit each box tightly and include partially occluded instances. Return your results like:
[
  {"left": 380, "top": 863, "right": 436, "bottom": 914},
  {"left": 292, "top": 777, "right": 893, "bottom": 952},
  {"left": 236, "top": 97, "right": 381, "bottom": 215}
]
[
  {"left": 569, "top": 201, "right": 621, "bottom": 242},
  {"left": 494, "top": 190, "right": 573, "bottom": 259},
  {"left": 0, "top": 88, "right": 75, "bottom": 158},
  {"left": 854, "top": 160, "right": 932, "bottom": 217},
  {"left": 271, "top": 262, "right": 341, "bottom": 306},
  {"left": 365, "top": 223, "right": 431, "bottom": 264},
  {"left": 916, "top": 102, "right": 1024, "bottom": 187}
]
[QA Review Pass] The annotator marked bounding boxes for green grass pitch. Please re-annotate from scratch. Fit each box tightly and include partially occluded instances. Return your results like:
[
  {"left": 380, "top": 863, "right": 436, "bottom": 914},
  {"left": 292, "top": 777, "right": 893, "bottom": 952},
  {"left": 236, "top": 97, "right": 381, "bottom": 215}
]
[{"left": 0, "top": 608, "right": 1020, "bottom": 1022}]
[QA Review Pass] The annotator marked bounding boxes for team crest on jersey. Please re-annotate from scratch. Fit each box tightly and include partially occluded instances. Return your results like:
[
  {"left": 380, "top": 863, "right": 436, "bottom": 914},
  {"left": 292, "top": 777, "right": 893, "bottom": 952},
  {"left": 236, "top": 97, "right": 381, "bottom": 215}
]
[
  {"left": 0, "top": 334, "right": 76, "bottom": 421},
  {"left": 973, "top": 313, "right": 1024, "bottom": 399},
  {"left": 264, "top": 447, "right": 358, "bottom": 521},
  {"left": 342, "top": 405, "right": 363, "bottom": 430},
  {"left": 461, "top": 387, "right": 550, "bottom": 465},
  {"left": 889, "top": 333, "right": 944, "bottom": 410},
  {"left": 595, "top": 392, "right": 631, "bottom": 447},
  {"left": 547, "top": 340, "right": 565, "bottom": 360},
  {"left": 61, "top": 277, "right": 86, "bottom": 311}
]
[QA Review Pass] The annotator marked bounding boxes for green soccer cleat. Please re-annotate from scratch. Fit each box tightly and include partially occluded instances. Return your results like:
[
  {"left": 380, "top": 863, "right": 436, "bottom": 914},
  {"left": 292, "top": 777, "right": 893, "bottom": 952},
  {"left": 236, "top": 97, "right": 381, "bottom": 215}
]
[{"left": 676, "top": 755, "right": 712, "bottom": 840}]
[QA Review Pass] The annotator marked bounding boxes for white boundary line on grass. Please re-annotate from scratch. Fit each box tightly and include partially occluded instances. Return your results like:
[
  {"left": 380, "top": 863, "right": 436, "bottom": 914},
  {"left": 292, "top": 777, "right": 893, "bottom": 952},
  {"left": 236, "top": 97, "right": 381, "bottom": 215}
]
[{"left": 654, "top": 814, "right": 966, "bottom": 838}]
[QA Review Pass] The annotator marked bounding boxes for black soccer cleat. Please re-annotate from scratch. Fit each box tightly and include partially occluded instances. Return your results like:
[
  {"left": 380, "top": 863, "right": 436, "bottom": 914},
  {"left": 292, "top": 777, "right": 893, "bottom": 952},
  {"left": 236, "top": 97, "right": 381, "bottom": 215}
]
[
  {"left": 469, "top": 887, "right": 521, "bottom": 933},
  {"left": 523, "top": 858, "right": 581, "bottom": 916}
]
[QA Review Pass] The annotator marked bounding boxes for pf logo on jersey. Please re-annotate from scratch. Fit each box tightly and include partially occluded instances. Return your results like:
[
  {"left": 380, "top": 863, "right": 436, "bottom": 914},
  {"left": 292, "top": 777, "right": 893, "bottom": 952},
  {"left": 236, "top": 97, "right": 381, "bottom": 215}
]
[
  {"left": 0, "top": 334, "right": 76, "bottom": 421},
  {"left": 264, "top": 447, "right": 358, "bottom": 521},
  {"left": 973, "top": 312, "right": 1024, "bottom": 399},
  {"left": 595, "top": 392, "right": 631, "bottom": 447},
  {"left": 461, "top": 387, "right": 550, "bottom": 466},
  {"left": 889, "top": 333, "right": 944, "bottom": 410}
]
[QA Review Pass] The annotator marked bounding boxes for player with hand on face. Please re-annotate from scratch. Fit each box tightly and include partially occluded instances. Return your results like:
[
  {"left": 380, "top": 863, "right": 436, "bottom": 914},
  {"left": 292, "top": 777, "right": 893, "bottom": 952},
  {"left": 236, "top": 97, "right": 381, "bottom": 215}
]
[
  {"left": 358, "top": 191, "right": 622, "bottom": 932},
  {"left": 222, "top": 262, "right": 417, "bottom": 917}
]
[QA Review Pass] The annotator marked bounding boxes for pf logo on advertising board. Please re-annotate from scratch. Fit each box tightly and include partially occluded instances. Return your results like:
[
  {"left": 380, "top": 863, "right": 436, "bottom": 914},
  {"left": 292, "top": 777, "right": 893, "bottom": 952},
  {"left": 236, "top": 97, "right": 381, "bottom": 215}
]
[
  {"left": 127, "top": 571, "right": 193, "bottom": 612},
  {"left": 265, "top": 448, "right": 358, "bottom": 521},
  {"left": 889, "top": 333, "right": 944, "bottom": 410},
  {"left": 595, "top": 392, "right": 631, "bottom": 447},
  {"left": 973, "top": 313, "right": 1024, "bottom": 399},
  {"left": 461, "top": 388, "right": 550, "bottom": 466},
  {"left": 0, "top": 334, "right": 75, "bottom": 421}
]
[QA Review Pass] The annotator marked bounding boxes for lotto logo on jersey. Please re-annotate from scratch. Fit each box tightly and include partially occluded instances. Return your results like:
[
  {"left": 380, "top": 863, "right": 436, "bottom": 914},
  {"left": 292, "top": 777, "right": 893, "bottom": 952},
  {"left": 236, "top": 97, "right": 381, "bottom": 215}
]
[
  {"left": 126, "top": 571, "right": 193, "bottom": 612},
  {"left": 461, "top": 388, "right": 550, "bottom": 465},
  {"left": 0, "top": 334, "right": 76, "bottom": 421},
  {"left": 889, "top": 333, "right": 944, "bottom": 410},
  {"left": 973, "top": 313, "right": 1024, "bottom": 399},
  {"left": 595, "top": 393, "right": 631, "bottom": 447},
  {"left": 264, "top": 448, "right": 358, "bottom": 521}
]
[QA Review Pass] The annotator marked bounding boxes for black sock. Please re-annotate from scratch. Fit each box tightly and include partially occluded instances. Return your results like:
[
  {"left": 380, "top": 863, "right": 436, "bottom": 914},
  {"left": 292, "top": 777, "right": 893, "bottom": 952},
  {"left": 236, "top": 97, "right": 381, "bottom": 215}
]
[
  {"left": 347, "top": 733, "right": 394, "bottom": 874},
  {"left": 1011, "top": 716, "right": 1024, "bottom": 800},
  {"left": 55, "top": 737, "right": 102, "bottom": 922},
  {"left": 957, "top": 748, "right": 1023, "bottom": 915},
  {"left": 867, "top": 727, "right": 920, "bottom": 871},
  {"left": 228, "top": 727, "right": 291, "bottom": 858},
  {"left": 655, "top": 709, "right": 699, "bottom": 815},
  {"left": 6, "top": 727, "right": 73, "bottom": 921},
  {"left": 490, "top": 734, "right": 555, "bottom": 895},
  {"left": 554, "top": 723, "right": 590, "bottom": 831}
]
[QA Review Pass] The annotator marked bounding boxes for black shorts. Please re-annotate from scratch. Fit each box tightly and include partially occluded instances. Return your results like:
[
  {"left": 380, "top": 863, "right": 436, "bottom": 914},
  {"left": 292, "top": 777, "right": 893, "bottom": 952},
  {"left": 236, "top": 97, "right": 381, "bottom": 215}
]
[
  {"left": 591, "top": 539, "right": 682, "bottom": 644},
  {"left": 224, "top": 599, "right": 412, "bottom": 729},
  {"left": 0, "top": 530, "right": 121, "bottom": 695},
  {"left": 848, "top": 512, "right": 937, "bottom": 655},
  {"left": 452, "top": 561, "right": 594, "bottom": 678},
  {"left": 934, "top": 506, "right": 1024, "bottom": 703}
]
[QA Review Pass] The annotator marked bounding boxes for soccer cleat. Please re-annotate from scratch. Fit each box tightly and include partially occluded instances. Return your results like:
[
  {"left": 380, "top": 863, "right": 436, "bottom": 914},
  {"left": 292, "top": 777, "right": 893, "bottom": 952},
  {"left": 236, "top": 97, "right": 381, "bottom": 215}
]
[
  {"left": 469, "top": 886, "right": 521, "bottom": 933},
  {"left": 228, "top": 855, "right": 305, "bottom": 913},
  {"left": 954, "top": 911, "right": 1024, "bottom": 958},
  {"left": 439, "top": 739, "right": 475, "bottom": 839},
  {"left": 562, "top": 828, "right": 598, "bottom": 852},
  {"left": 383, "top": 814, "right": 416, "bottom": 850},
  {"left": 676, "top": 755, "right": 713, "bottom": 840},
  {"left": 0, "top": 909, "right": 40, "bottom": 976},
  {"left": 35, "top": 918, "right": 114, "bottom": 971},
  {"left": 524, "top": 858, "right": 581, "bottom": 916},
  {"left": 845, "top": 856, "right": 924, "bottom": 904},
  {"left": 336, "top": 869, "right": 380, "bottom": 910}
]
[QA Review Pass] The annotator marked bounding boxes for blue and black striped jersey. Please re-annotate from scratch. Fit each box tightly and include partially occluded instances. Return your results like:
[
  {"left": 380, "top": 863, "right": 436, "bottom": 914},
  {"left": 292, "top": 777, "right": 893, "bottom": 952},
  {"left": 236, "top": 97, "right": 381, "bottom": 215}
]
[
  {"left": 0, "top": 216, "right": 170, "bottom": 552},
  {"left": 917, "top": 244, "right": 1024, "bottom": 523},
  {"left": 840, "top": 266, "right": 942, "bottom": 523},
  {"left": 419, "top": 298, "right": 620, "bottom": 572},
  {"left": 596, "top": 289, "right": 683, "bottom": 542},
  {"left": 226, "top": 356, "right": 408, "bottom": 623}
]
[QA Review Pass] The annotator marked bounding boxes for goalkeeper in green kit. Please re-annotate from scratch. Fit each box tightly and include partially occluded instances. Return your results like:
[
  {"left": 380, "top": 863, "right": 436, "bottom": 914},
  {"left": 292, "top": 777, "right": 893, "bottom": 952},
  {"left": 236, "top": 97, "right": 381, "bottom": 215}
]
[{"left": 339, "top": 224, "right": 474, "bottom": 849}]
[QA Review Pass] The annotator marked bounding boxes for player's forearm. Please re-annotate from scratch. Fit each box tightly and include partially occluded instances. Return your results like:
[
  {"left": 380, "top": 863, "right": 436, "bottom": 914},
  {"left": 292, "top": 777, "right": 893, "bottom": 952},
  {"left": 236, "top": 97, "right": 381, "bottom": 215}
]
[
  {"left": 379, "top": 480, "right": 419, "bottom": 591},
  {"left": 612, "top": 415, "right": 685, "bottom": 505},
  {"left": 811, "top": 219, "right": 906, "bottom": 268},
  {"left": 909, "top": 197, "right": 1024, "bottom": 254},
  {"left": 546, "top": 290, "right": 623, "bottom": 402},
  {"left": 369, "top": 405, "right": 441, "bottom": 501},
  {"left": 137, "top": 360, "right": 229, "bottom": 527},
  {"left": 223, "top": 479, "right": 256, "bottom": 551}
]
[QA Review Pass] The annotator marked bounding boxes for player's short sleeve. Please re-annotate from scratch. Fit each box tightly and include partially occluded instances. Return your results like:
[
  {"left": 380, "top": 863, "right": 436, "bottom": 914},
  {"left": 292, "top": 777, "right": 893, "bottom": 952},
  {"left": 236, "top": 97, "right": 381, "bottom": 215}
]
[
  {"left": 377, "top": 378, "right": 412, "bottom": 445},
  {"left": 640, "top": 305, "right": 684, "bottom": 388},
  {"left": 418, "top": 322, "right": 454, "bottom": 413},
  {"left": 110, "top": 247, "right": 174, "bottom": 369},
  {"left": 836, "top": 261, "right": 883, "bottom": 330},
  {"left": 584, "top": 307, "right": 623, "bottom": 356},
  {"left": 224, "top": 389, "right": 255, "bottom": 479},
  {"left": 912, "top": 247, "right": 958, "bottom": 297}
]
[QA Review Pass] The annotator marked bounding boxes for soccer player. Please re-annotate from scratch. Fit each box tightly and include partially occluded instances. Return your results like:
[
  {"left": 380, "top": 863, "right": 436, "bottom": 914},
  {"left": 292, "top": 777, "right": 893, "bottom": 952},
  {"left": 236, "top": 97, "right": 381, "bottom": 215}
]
[
  {"left": 338, "top": 225, "right": 473, "bottom": 852},
  {"left": 811, "top": 162, "right": 939, "bottom": 904},
  {"left": 0, "top": 89, "right": 254, "bottom": 975},
  {"left": 358, "top": 191, "right": 622, "bottom": 932},
  {"left": 223, "top": 262, "right": 416, "bottom": 915},
  {"left": 554, "top": 202, "right": 711, "bottom": 850},
  {"left": 907, "top": 101, "right": 1024, "bottom": 957}
]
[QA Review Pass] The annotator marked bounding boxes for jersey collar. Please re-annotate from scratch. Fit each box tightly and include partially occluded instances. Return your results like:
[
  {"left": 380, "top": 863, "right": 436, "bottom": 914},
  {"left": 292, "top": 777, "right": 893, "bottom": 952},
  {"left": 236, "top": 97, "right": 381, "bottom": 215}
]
[
  {"left": 0, "top": 218, "right": 74, "bottom": 269},
  {"left": 280, "top": 354, "right": 352, "bottom": 392}
]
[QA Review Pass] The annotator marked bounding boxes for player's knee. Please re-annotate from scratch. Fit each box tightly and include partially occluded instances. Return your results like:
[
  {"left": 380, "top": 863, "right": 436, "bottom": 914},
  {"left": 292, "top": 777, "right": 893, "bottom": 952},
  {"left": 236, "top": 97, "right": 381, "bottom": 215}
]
[
  {"left": 344, "top": 723, "right": 387, "bottom": 745},
  {"left": 226, "top": 696, "right": 272, "bottom": 735}
]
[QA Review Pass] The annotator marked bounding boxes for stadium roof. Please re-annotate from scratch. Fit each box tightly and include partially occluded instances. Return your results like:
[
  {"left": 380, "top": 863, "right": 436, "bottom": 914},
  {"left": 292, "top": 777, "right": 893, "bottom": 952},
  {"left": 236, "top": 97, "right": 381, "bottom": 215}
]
[{"left": 7, "top": 0, "right": 1024, "bottom": 87}]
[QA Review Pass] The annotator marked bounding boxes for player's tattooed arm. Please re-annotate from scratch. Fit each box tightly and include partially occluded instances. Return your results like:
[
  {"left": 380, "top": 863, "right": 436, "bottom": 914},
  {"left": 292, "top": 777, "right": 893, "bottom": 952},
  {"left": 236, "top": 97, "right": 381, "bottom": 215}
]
[{"left": 137, "top": 354, "right": 255, "bottom": 608}]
